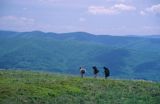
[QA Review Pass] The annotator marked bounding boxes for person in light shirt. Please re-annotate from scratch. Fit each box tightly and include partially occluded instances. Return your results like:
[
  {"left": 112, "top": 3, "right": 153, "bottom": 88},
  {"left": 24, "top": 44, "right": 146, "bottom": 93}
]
[{"left": 80, "top": 67, "right": 86, "bottom": 78}]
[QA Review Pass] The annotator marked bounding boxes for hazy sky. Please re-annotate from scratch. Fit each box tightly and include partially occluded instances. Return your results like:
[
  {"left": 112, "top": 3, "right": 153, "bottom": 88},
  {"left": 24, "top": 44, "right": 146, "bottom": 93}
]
[{"left": 0, "top": 0, "right": 160, "bottom": 35}]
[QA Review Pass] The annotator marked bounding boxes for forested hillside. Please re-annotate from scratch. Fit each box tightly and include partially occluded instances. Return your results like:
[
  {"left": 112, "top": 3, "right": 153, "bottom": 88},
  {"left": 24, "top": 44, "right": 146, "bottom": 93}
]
[{"left": 0, "top": 30, "right": 160, "bottom": 81}]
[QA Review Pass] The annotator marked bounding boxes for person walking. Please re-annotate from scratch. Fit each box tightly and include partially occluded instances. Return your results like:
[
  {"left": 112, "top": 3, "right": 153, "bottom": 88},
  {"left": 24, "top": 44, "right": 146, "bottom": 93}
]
[
  {"left": 80, "top": 67, "right": 86, "bottom": 78},
  {"left": 104, "top": 66, "right": 110, "bottom": 79},
  {"left": 93, "top": 66, "right": 99, "bottom": 78}
]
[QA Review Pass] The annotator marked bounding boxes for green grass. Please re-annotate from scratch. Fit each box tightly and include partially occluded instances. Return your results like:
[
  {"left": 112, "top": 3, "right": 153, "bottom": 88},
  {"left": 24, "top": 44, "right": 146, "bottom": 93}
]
[{"left": 0, "top": 70, "right": 160, "bottom": 104}]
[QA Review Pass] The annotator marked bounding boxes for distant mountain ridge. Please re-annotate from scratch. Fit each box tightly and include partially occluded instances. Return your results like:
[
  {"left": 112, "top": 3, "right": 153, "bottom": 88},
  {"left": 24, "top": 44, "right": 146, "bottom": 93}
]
[{"left": 0, "top": 30, "right": 160, "bottom": 81}]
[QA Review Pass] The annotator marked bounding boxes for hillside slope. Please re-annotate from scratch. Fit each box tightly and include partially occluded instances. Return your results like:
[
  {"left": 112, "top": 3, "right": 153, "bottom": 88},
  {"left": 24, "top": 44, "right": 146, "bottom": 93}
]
[
  {"left": 0, "top": 70, "right": 160, "bottom": 104},
  {"left": 0, "top": 30, "right": 160, "bottom": 80}
]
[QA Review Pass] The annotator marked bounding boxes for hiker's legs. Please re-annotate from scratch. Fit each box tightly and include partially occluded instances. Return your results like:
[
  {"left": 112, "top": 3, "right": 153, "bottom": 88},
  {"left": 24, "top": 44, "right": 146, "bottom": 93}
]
[
  {"left": 81, "top": 73, "right": 84, "bottom": 78},
  {"left": 94, "top": 74, "right": 97, "bottom": 78}
]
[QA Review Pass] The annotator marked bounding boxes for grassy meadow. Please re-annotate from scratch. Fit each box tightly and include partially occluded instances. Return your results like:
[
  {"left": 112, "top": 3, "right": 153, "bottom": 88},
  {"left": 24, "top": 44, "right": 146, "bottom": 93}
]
[{"left": 0, "top": 70, "right": 160, "bottom": 104}]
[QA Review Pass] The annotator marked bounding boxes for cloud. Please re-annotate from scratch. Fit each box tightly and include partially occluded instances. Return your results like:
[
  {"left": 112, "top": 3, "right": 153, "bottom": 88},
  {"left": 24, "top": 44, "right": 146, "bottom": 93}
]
[
  {"left": 140, "top": 10, "right": 146, "bottom": 15},
  {"left": 105, "top": 0, "right": 126, "bottom": 3},
  {"left": 0, "top": 16, "right": 36, "bottom": 31},
  {"left": 0, "top": 16, "right": 35, "bottom": 26},
  {"left": 38, "top": 0, "right": 76, "bottom": 4},
  {"left": 23, "top": 8, "right": 28, "bottom": 10},
  {"left": 140, "top": 4, "right": 160, "bottom": 15},
  {"left": 146, "top": 4, "right": 160, "bottom": 14},
  {"left": 88, "top": 4, "right": 136, "bottom": 15},
  {"left": 0, "top": 15, "right": 62, "bottom": 32},
  {"left": 38, "top": 0, "right": 57, "bottom": 3},
  {"left": 79, "top": 17, "right": 86, "bottom": 22},
  {"left": 142, "top": 26, "right": 160, "bottom": 34}
]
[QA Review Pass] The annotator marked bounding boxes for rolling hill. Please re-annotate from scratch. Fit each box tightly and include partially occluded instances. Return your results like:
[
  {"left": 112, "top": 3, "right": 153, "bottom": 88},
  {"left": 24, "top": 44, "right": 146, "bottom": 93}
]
[
  {"left": 0, "top": 30, "right": 160, "bottom": 81},
  {"left": 0, "top": 70, "right": 160, "bottom": 104}
]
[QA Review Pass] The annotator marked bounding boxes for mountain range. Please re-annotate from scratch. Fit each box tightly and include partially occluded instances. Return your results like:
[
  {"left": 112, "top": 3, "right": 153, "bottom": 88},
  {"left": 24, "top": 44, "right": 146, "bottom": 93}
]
[{"left": 0, "top": 30, "right": 160, "bottom": 81}]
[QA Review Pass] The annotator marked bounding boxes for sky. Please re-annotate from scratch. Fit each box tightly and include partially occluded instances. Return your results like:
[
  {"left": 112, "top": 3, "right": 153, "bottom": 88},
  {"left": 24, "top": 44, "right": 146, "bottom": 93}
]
[{"left": 0, "top": 0, "right": 160, "bottom": 35}]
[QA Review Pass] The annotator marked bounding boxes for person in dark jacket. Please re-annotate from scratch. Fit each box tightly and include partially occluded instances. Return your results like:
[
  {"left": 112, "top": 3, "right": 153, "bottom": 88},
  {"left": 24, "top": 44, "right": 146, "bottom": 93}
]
[
  {"left": 92, "top": 66, "right": 99, "bottom": 78},
  {"left": 104, "top": 66, "right": 110, "bottom": 79},
  {"left": 80, "top": 67, "right": 86, "bottom": 78}
]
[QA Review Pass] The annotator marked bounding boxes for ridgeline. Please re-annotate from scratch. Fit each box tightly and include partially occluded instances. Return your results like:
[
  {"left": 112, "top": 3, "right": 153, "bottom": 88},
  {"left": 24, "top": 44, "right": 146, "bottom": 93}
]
[
  {"left": 0, "top": 70, "right": 160, "bottom": 104},
  {"left": 1, "top": 30, "right": 160, "bottom": 81}
]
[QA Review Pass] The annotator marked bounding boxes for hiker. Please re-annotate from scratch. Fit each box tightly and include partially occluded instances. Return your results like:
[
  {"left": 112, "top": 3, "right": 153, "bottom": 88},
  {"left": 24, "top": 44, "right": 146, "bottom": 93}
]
[
  {"left": 92, "top": 66, "right": 99, "bottom": 78},
  {"left": 80, "top": 67, "right": 86, "bottom": 78},
  {"left": 104, "top": 66, "right": 110, "bottom": 79}
]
